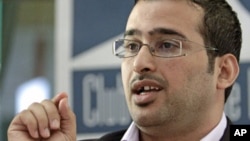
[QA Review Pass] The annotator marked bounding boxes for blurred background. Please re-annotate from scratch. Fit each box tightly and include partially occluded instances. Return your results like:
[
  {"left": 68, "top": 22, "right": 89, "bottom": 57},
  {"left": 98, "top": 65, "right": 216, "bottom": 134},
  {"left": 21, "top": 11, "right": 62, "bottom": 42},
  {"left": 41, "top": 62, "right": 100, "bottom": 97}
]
[
  {"left": 0, "top": 0, "right": 54, "bottom": 140},
  {"left": 0, "top": 0, "right": 249, "bottom": 140}
]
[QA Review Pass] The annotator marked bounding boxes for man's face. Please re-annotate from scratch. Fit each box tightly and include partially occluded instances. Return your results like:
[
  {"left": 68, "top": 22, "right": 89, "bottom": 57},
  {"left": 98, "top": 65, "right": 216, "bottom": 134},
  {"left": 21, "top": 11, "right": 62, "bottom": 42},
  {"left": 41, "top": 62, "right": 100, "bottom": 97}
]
[{"left": 122, "top": 0, "right": 218, "bottom": 129}]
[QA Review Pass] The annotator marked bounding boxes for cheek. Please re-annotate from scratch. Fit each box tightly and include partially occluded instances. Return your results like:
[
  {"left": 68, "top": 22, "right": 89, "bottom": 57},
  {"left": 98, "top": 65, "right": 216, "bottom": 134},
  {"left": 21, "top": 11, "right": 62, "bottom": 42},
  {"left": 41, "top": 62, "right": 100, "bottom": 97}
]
[
  {"left": 160, "top": 57, "right": 206, "bottom": 88},
  {"left": 121, "top": 61, "right": 132, "bottom": 93}
]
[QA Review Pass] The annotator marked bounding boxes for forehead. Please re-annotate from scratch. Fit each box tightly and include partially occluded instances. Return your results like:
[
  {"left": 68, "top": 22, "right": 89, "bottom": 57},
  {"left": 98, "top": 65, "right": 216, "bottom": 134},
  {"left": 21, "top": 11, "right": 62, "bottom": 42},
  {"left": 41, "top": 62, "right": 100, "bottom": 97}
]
[{"left": 126, "top": 0, "right": 204, "bottom": 41}]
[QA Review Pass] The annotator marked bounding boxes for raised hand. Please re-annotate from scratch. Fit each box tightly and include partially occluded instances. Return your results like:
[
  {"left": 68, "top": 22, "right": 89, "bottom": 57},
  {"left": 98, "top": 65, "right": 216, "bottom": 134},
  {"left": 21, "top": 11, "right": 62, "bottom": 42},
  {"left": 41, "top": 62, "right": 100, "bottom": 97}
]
[{"left": 8, "top": 92, "right": 76, "bottom": 141}]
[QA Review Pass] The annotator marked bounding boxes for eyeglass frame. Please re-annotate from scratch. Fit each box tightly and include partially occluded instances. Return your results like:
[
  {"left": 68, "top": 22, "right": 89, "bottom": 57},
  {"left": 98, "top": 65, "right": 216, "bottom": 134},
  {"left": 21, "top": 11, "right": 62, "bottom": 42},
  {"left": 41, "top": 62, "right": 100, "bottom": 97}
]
[{"left": 112, "top": 38, "right": 218, "bottom": 58}]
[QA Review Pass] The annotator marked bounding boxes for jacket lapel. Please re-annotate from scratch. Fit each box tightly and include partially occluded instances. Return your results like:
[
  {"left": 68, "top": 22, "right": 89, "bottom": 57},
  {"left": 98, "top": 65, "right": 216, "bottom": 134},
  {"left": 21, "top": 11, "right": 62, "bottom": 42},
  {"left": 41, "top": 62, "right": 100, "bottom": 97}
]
[{"left": 220, "top": 117, "right": 232, "bottom": 141}]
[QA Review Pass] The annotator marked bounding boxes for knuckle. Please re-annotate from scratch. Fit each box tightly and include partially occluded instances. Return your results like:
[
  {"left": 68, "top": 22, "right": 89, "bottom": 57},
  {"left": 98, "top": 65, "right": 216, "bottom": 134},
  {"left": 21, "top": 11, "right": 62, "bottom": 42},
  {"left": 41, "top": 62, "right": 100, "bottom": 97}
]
[
  {"left": 28, "top": 102, "right": 41, "bottom": 109},
  {"left": 19, "top": 110, "right": 36, "bottom": 125},
  {"left": 26, "top": 104, "right": 49, "bottom": 127},
  {"left": 41, "top": 99, "right": 51, "bottom": 104}
]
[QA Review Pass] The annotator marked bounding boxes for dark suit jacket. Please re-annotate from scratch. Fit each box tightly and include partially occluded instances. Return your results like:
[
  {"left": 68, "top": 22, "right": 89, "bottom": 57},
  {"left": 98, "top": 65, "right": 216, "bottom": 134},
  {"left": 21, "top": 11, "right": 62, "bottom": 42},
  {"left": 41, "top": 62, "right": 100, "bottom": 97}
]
[{"left": 80, "top": 118, "right": 231, "bottom": 141}]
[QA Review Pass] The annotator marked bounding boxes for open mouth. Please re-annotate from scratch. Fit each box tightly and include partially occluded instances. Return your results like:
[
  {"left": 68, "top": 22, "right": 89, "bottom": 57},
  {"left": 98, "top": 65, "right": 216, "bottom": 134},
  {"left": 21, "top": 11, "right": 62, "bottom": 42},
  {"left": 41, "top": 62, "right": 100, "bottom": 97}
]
[
  {"left": 132, "top": 83, "right": 163, "bottom": 106},
  {"left": 130, "top": 77, "right": 165, "bottom": 106}
]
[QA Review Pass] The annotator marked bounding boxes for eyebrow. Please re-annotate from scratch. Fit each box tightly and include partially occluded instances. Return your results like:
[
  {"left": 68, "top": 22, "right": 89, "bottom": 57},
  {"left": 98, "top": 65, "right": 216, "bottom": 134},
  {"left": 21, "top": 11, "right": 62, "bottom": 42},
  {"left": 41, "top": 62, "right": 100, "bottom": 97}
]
[
  {"left": 124, "top": 27, "right": 186, "bottom": 39},
  {"left": 124, "top": 29, "right": 142, "bottom": 37}
]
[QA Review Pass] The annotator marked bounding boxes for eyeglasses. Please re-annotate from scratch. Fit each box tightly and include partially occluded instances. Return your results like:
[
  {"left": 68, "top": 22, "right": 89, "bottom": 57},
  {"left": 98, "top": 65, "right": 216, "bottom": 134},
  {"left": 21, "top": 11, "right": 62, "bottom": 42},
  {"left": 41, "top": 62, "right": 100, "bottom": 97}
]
[{"left": 112, "top": 38, "right": 218, "bottom": 58}]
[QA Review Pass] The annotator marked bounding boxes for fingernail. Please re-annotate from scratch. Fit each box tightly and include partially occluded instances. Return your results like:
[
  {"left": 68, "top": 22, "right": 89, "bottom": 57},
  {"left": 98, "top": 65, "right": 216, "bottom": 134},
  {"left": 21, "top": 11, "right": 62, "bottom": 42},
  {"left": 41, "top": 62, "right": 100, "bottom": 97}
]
[
  {"left": 44, "top": 128, "right": 50, "bottom": 137},
  {"left": 34, "top": 130, "right": 39, "bottom": 138},
  {"left": 51, "top": 119, "right": 59, "bottom": 129}
]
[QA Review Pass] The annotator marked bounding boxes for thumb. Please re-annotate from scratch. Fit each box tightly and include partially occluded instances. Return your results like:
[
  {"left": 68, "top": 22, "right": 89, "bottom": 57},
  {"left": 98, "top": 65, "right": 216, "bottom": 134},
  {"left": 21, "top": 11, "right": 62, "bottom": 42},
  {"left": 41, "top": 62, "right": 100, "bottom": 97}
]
[
  {"left": 58, "top": 97, "right": 76, "bottom": 140},
  {"left": 58, "top": 98, "right": 74, "bottom": 121}
]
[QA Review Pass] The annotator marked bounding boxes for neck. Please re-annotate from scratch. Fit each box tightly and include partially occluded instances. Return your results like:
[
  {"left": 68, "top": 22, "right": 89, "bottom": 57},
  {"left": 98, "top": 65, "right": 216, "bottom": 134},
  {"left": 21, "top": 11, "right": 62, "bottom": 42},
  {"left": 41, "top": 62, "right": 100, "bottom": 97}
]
[
  {"left": 138, "top": 110, "right": 224, "bottom": 141},
  {"left": 137, "top": 92, "right": 225, "bottom": 141}
]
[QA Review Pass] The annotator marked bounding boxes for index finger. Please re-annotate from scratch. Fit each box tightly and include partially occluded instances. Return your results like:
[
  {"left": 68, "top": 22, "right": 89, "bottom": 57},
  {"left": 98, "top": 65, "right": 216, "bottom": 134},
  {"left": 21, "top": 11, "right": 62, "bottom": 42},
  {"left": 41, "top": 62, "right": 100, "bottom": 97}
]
[{"left": 52, "top": 92, "right": 68, "bottom": 105}]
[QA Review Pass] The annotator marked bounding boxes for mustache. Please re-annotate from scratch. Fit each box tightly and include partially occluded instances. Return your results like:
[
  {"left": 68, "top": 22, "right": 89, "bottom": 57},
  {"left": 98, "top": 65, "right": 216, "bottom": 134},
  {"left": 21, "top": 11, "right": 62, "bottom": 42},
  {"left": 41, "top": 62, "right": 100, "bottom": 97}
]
[{"left": 130, "top": 74, "right": 168, "bottom": 88}]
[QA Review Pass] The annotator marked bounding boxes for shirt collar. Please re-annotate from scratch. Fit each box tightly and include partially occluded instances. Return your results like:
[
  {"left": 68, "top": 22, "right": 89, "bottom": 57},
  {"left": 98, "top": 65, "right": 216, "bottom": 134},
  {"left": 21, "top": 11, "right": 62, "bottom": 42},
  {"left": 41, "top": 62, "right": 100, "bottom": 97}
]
[
  {"left": 121, "top": 122, "right": 139, "bottom": 141},
  {"left": 200, "top": 112, "right": 227, "bottom": 141},
  {"left": 121, "top": 113, "right": 227, "bottom": 141}
]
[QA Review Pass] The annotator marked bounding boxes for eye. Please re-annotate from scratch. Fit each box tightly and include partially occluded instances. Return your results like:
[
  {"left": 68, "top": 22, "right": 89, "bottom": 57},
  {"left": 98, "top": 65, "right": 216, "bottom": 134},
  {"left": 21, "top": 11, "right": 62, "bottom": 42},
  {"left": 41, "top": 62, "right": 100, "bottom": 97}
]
[
  {"left": 124, "top": 41, "right": 140, "bottom": 52},
  {"left": 152, "top": 39, "right": 181, "bottom": 57},
  {"left": 156, "top": 40, "right": 180, "bottom": 52},
  {"left": 161, "top": 40, "right": 179, "bottom": 49}
]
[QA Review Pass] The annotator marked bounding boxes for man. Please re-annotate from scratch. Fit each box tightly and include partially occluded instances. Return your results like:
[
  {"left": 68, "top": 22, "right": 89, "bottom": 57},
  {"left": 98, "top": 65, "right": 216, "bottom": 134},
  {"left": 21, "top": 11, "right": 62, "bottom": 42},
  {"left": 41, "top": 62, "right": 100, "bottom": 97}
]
[{"left": 8, "top": 0, "right": 242, "bottom": 141}]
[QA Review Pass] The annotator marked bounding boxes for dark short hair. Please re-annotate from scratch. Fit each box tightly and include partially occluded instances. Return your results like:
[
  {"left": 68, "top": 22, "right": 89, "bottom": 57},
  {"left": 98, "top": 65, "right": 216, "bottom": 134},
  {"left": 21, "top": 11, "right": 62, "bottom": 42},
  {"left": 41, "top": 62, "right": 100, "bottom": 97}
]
[{"left": 134, "top": 0, "right": 242, "bottom": 102}]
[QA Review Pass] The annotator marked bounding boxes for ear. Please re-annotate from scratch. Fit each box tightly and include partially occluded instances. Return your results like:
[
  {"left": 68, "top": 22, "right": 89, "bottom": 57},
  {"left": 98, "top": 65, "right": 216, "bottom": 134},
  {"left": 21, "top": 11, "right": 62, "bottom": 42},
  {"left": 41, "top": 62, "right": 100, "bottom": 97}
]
[{"left": 216, "top": 54, "right": 239, "bottom": 89}]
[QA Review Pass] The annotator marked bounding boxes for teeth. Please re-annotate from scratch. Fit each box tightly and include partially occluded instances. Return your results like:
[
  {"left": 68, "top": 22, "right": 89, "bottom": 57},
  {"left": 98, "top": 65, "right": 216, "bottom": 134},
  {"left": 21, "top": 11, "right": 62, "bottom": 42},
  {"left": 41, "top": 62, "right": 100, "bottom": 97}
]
[
  {"left": 151, "top": 86, "right": 159, "bottom": 90},
  {"left": 138, "top": 86, "right": 160, "bottom": 92},
  {"left": 144, "top": 86, "right": 150, "bottom": 91}
]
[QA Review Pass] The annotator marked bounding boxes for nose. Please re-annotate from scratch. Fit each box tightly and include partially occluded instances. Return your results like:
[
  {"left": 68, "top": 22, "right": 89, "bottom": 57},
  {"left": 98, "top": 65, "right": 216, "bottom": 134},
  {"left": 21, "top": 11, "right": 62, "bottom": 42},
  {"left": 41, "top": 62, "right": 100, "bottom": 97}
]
[{"left": 133, "top": 46, "right": 156, "bottom": 73}]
